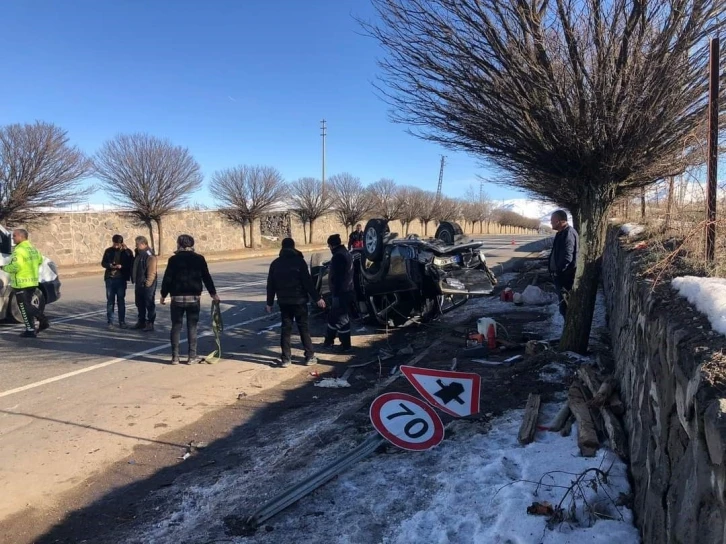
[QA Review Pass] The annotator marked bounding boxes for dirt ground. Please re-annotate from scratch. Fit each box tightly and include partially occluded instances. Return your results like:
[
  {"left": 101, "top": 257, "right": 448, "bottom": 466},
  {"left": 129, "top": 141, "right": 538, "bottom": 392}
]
[{"left": 27, "top": 262, "right": 596, "bottom": 544}]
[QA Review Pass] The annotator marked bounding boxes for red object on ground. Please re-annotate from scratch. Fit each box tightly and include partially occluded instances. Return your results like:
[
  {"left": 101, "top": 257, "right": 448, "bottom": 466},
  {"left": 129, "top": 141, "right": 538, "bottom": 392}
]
[
  {"left": 487, "top": 324, "right": 497, "bottom": 349},
  {"left": 511, "top": 239, "right": 516, "bottom": 245}
]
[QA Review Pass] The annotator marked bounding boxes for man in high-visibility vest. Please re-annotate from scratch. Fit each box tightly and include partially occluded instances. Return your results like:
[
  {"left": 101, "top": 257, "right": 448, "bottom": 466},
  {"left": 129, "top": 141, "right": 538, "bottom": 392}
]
[{"left": 2, "top": 229, "right": 49, "bottom": 337}]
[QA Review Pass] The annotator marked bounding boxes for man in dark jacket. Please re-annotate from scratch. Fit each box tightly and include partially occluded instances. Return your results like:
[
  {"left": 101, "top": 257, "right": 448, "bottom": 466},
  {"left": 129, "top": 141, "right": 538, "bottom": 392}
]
[
  {"left": 323, "top": 233, "right": 354, "bottom": 352},
  {"left": 266, "top": 238, "right": 326, "bottom": 367},
  {"left": 101, "top": 234, "right": 134, "bottom": 330},
  {"left": 548, "top": 210, "right": 579, "bottom": 318},
  {"left": 160, "top": 234, "right": 219, "bottom": 365},
  {"left": 348, "top": 223, "right": 364, "bottom": 250},
  {"left": 131, "top": 236, "right": 158, "bottom": 331}
]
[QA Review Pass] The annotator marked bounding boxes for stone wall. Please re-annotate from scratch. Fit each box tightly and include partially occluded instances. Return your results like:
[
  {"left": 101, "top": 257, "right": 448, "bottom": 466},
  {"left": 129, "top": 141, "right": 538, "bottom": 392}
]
[
  {"left": 18, "top": 210, "right": 538, "bottom": 266},
  {"left": 602, "top": 228, "right": 726, "bottom": 544}
]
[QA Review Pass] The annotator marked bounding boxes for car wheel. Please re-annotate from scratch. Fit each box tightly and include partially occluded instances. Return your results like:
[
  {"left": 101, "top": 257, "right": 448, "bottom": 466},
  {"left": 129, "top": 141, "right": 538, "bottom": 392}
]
[
  {"left": 9, "top": 288, "right": 46, "bottom": 324},
  {"left": 364, "top": 219, "right": 389, "bottom": 263},
  {"left": 435, "top": 221, "right": 464, "bottom": 244}
]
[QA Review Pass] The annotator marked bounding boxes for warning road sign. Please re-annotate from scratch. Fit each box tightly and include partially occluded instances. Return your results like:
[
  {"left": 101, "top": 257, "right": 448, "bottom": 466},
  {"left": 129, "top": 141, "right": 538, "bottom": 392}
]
[
  {"left": 369, "top": 392, "right": 445, "bottom": 451},
  {"left": 400, "top": 366, "right": 481, "bottom": 418}
]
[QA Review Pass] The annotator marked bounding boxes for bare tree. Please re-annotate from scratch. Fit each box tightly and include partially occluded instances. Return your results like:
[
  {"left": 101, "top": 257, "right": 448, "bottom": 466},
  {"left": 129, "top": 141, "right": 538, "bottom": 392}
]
[
  {"left": 329, "top": 173, "right": 374, "bottom": 234},
  {"left": 366, "top": 0, "right": 726, "bottom": 353},
  {"left": 396, "top": 185, "right": 420, "bottom": 235},
  {"left": 95, "top": 133, "right": 202, "bottom": 255},
  {"left": 211, "top": 165, "right": 286, "bottom": 249},
  {"left": 289, "top": 177, "right": 330, "bottom": 244},
  {"left": 0, "top": 122, "right": 93, "bottom": 225},
  {"left": 416, "top": 190, "right": 438, "bottom": 236},
  {"left": 368, "top": 178, "right": 403, "bottom": 221},
  {"left": 435, "top": 196, "right": 461, "bottom": 224},
  {"left": 464, "top": 184, "right": 492, "bottom": 233}
]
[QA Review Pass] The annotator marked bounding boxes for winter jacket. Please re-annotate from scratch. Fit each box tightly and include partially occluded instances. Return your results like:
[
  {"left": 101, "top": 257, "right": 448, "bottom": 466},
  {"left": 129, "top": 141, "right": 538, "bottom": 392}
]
[
  {"left": 3, "top": 240, "right": 43, "bottom": 289},
  {"left": 328, "top": 244, "right": 354, "bottom": 296},
  {"left": 132, "top": 248, "right": 158, "bottom": 289},
  {"left": 160, "top": 250, "right": 216, "bottom": 298},
  {"left": 101, "top": 246, "right": 134, "bottom": 281},
  {"left": 549, "top": 225, "right": 579, "bottom": 276},
  {"left": 348, "top": 231, "right": 364, "bottom": 250},
  {"left": 266, "top": 248, "right": 320, "bottom": 306}
]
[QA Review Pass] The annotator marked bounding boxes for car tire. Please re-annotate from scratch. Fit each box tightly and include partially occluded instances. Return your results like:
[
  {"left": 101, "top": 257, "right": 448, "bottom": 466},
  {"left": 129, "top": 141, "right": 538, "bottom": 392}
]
[
  {"left": 9, "top": 288, "right": 46, "bottom": 324},
  {"left": 435, "top": 221, "right": 464, "bottom": 245},
  {"left": 363, "top": 219, "right": 389, "bottom": 263}
]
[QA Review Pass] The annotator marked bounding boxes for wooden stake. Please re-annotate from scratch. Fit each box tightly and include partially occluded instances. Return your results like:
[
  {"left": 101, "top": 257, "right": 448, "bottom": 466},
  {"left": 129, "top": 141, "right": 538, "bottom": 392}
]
[{"left": 518, "top": 393, "right": 541, "bottom": 445}]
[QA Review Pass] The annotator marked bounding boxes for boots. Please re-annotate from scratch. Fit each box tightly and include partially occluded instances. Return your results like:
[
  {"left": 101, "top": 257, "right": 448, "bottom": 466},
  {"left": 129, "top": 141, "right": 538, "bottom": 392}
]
[
  {"left": 338, "top": 331, "right": 352, "bottom": 353},
  {"left": 320, "top": 328, "right": 336, "bottom": 349},
  {"left": 132, "top": 321, "right": 146, "bottom": 330}
]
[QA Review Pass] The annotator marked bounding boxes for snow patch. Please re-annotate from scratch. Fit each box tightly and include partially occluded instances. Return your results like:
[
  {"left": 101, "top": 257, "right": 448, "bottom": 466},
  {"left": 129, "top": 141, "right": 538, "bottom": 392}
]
[
  {"left": 672, "top": 276, "right": 726, "bottom": 336},
  {"left": 522, "top": 285, "right": 558, "bottom": 305},
  {"left": 539, "top": 362, "right": 570, "bottom": 383},
  {"left": 314, "top": 378, "right": 351, "bottom": 389},
  {"left": 620, "top": 223, "right": 645, "bottom": 237}
]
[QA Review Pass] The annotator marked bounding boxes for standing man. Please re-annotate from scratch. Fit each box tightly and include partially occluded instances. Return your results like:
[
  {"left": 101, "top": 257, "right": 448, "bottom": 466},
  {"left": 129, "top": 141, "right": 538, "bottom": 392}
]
[
  {"left": 2, "top": 229, "right": 49, "bottom": 337},
  {"left": 549, "top": 210, "right": 579, "bottom": 318},
  {"left": 131, "top": 236, "right": 158, "bottom": 332},
  {"left": 101, "top": 234, "right": 134, "bottom": 330},
  {"left": 266, "top": 238, "right": 326, "bottom": 367},
  {"left": 323, "top": 234, "right": 354, "bottom": 352},
  {"left": 160, "top": 235, "right": 219, "bottom": 365},
  {"left": 348, "top": 223, "right": 364, "bottom": 250}
]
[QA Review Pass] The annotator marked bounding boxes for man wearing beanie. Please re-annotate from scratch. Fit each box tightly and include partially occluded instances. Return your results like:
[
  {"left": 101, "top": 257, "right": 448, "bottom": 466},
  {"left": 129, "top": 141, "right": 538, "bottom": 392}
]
[
  {"left": 323, "top": 233, "right": 354, "bottom": 352},
  {"left": 101, "top": 234, "right": 134, "bottom": 329},
  {"left": 160, "top": 234, "right": 220, "bottom": 365},
  {"left": 266, "top": 238, "right": 326, "bottom": 367}
]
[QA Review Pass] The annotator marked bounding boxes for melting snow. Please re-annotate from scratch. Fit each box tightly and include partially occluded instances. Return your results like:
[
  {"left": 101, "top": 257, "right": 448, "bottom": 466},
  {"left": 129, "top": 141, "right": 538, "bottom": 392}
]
[
  {"left": 619, "top": 224, "right": 645, "bottom": 237},
  {"left": 672, "top": 276, "right": 726, "bottom": 336}
]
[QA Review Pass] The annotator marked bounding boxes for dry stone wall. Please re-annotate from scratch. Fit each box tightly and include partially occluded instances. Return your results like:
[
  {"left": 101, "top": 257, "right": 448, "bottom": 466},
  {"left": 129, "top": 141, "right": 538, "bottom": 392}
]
[
  {"left": 603, "top": 228, "right": 726, "bottom": 544},
  {"left": 17, "top": 210, "right": 538, "bottom": 266}
]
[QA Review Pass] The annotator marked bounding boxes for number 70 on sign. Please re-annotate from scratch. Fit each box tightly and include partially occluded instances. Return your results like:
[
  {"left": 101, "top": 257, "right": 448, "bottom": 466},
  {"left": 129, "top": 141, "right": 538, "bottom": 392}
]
[{"left": 369, "top": 392, "right": 445, "bottom": 451}]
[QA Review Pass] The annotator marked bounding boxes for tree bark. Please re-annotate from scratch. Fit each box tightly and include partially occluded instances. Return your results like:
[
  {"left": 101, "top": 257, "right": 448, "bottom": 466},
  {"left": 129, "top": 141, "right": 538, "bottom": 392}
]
[
  {"left": 145, "top": 219, "right": 156, "bottom": 255},
  {"left": 302, "top": 222, "right": 308, "bottom": 245},
  {"left": 568, "top": 379, "right": 599, "bottom": 457},
  {"left": 156, "top": 217, "right": 163, "bottom": 256},
  {"left": 241, "top": 223, "right": 248, "bottom": 248},
  {"left": 665, "top": 177, "right": 675, "bottom": 231},
  {"left": 518, "top": 393, "right": 541, "bottom": 445},
  {"left": 559, "top": 195, "right": 610, "bottom": 354},
  {"left": 640, "top": 187, "right": 646, "bottom": 219},
  {"left": 309, "top": 219, "right": 315, "bottom": 244}
]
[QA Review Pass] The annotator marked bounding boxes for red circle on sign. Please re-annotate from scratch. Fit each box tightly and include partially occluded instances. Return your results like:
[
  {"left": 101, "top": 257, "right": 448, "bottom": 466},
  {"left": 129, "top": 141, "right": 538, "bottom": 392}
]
[{"left": 370, "top": 392, "right": 445, "bottom": 451}]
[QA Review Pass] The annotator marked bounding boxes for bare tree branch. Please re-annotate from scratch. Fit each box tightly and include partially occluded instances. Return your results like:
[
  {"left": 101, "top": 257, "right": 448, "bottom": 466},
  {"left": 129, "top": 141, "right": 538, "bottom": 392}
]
[
  {"left": 94, "top": 133, "right": 203, "bottom": 255},
  {"left": 0, "top": 121, "right": 93, "bottom": 225},
  {"left": 396, "top": 185, "right": 421, "bottom": 235},
  {"left": 368, "top": 178, "right": 403, "bottom": 221},
  {"left": 364, "top": 0, "right": 726, "bottom": 353},
  {"left": 211, "top": 165, "right": 286, "bottom": 248},
  {"left": 289, "top": 177, "right": 330, "bottom": 244},
  {"left": 329, "top": 173, "right": 374, "bottom": 233}
]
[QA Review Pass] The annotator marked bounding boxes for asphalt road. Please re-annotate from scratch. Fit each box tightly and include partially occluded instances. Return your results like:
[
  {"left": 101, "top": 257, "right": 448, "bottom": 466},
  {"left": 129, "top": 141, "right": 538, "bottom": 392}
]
[{"left": 0, "top": 234, "right": 544, "bottom": 537}]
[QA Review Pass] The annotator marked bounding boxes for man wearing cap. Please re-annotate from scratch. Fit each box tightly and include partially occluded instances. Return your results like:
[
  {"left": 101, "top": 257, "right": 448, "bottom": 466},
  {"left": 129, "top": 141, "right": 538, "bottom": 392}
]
[
  {"left": 266, "top": 238, "right": 326, "bottom": 367},
  {"left": 131, "top": 236, "right": 158, "bottom": 332},
  {"left": 323, "top": 233, "right": 354, "bottom": 352},
  {"left": 160, "top": 234, "right": 220, "bottom": 365},
  {"left": 549, "top": 210, "right": 579, "bottom": 318},
  {"left": 101, "top": 234, "right": 134, "bottom": 329}
]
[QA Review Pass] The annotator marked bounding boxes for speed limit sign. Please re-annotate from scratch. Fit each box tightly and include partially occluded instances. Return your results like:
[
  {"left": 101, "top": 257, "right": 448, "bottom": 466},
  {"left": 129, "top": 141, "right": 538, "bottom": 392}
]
[{"left": 370, "top": 392, "right": 445, "bottom": 451}]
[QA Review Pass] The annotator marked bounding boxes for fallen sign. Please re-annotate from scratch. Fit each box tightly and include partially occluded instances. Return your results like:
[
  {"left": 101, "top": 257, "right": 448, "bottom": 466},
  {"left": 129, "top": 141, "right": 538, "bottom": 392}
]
[
  {"left": 370, "top": 392, "right": 445, "bottom": 451},
  {"left": 400, "top": 366, "right": 481, "bottom": 418}
]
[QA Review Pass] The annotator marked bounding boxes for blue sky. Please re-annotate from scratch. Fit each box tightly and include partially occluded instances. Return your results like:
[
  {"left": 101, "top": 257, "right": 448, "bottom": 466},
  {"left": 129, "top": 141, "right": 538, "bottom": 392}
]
[{"left": 1, "top": 0, "right": 529, "bottom": 206}]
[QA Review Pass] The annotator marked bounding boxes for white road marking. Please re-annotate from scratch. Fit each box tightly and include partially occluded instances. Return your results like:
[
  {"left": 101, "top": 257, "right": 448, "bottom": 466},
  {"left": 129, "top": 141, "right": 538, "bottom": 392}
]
[{"left": 0, "top": 312, "right": 279, "bottom": 399}]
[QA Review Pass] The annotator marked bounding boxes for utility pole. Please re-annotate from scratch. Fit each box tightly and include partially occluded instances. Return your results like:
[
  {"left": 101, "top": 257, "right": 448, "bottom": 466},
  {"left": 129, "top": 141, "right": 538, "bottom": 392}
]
[
  {"left": 321, "top": 119, "right": 327, "bottom": 197},
  {"left": 479, "top": 179, "right": 484, "bottom": 201},
  {"left": 436, "top": 155, "right": 446, "bottom": 200},
  {"left": 706, "top": 37, "right": 719, "bottom": 263}
]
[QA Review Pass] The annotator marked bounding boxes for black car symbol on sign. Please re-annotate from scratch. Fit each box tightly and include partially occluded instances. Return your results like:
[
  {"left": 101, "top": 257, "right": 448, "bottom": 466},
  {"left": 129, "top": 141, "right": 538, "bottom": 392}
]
[{"left": 433, "top": 379, "right": 465, "bottom": 405}]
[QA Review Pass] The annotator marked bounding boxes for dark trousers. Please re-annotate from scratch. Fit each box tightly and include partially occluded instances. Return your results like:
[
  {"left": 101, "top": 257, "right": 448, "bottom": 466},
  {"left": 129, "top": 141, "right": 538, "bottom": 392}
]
[
  {"left": 280, "top": 303, "right": 315, "bottom": 363},
  {"left": 170, "top": 301, "right": 201, "bottom": 359},
  {"left": 14, "top": 287, "right": 46, "bottom": 332},
  {"left": 325, "top": 292, "right": 352, "bottom": 347},
  {"left": 134, "top": 282, "right": 157, "bottom": 324},
  {"left": 553, "top": 271, "right": 575, "bottom": 318},
  {"left": 105, "top": 277, "right": 128, "bottom": 324}
]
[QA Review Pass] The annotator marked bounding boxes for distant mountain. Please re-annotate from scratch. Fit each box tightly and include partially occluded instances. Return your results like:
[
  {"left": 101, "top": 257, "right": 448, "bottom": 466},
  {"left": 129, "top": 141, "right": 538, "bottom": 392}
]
[{"left": 492, "top": 198, "right": 565, "bottom": 226}]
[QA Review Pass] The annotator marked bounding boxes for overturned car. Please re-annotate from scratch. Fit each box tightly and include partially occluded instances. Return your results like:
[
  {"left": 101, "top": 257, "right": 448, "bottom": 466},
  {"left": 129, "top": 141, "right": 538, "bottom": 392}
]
[{"left": 310, "top": 219, "right": 497, "bottom": 326}]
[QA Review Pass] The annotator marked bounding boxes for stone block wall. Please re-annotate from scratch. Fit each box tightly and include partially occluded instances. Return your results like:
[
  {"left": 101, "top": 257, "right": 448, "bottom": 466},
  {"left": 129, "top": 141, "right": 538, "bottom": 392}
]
[
  {"left": 602, "top": 227, "right": 726, "bottom": 544},
  {"left": 18, "top": 210, "right": 538, "bottom": 267}
]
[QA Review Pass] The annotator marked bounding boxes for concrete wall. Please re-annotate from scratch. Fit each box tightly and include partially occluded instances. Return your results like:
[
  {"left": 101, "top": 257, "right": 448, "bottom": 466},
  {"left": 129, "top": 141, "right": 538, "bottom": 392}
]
[
  {"left": 19, "top": 210, "right": 538, "bottom": 266},
  {"left": 602, "top": 228, "right": 726, "bottom": 544}
]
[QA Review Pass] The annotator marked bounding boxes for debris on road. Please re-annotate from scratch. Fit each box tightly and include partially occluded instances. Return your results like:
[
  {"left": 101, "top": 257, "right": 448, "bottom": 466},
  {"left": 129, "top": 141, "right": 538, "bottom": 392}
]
[
  {"left": 314, "top": 378, "right": 351, "bottom": 389},
  {"left": 397, "top": 345, "right": 414, "bottom": 356}
]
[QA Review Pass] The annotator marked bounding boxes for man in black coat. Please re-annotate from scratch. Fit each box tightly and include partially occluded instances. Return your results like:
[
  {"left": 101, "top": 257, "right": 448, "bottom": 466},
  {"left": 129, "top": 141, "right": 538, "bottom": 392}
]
[
  {"left": 266, "top": 238, "right": 326, "bottom": 367},
  {"left": 160, "top": 234, "right": 220, "bottom": 365},
  {"left": 323, "top": 233, "right": 354, "bottom": 352},
  {"left": 348, "top": 223, "right": 364, "bottom": 250},
  {"left": 101, "top": 234, "right": 135, "bottom": 330},
  {"left": 548, "top": 210, "right": 579, "bottom": 318}
]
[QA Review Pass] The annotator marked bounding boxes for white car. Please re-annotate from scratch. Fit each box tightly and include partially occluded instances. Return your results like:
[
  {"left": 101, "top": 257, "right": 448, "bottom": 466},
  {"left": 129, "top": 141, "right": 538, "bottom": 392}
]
[{"left": 0, "top": 225, "right": 61, "bottom": 322}]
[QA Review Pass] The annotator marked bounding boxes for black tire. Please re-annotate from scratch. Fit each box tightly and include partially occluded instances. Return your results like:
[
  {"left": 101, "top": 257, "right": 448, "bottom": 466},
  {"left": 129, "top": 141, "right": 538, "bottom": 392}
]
[
  {"left": 435, "top": 221, "right": 464, "bottom": 244},
  {"left": 363, "top": 219, "right": 389, "bottom": 262},
  {"left": 9, "top": 288, "right": 46, "bottom": 323}
]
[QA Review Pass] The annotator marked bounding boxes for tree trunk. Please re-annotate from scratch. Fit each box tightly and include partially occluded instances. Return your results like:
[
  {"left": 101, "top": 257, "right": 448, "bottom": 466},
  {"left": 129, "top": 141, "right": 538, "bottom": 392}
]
[
  {"left": 559, "top": 196, "right": 611, "bottom": 354},
  {"left": 640, "top": 187, "right": 646, "bottom": 219},
  {"left": 302, "top": 222, "right": 308, "bottom": 245},
  {"left": 156, "top": 217, "right": 163, "bottom": 256},
  {"left": 241, "top": 223, "right": 248, "bottom": 248},
  {"left": 146, "top": 220, "right": 156, "bottom": 255},
  {"left": 308, "top": 219, "right": 315, "bottom": 244}
]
